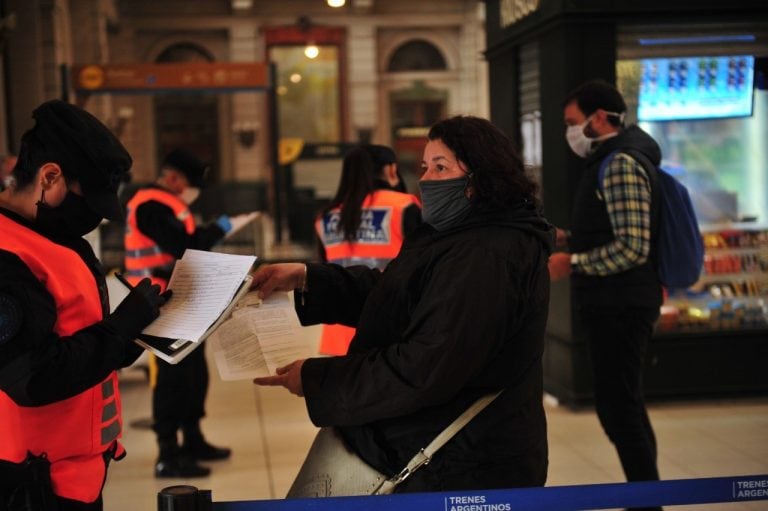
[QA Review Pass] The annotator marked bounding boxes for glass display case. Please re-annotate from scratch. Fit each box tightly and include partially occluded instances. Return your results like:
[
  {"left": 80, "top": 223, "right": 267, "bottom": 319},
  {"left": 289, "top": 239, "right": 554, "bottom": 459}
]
[{"left": 619, "top": 57, "right": 768, "bottom": 337}]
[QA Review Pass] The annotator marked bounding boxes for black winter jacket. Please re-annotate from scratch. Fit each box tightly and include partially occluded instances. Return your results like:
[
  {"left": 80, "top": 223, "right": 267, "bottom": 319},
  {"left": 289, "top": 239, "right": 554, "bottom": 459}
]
[
  {"left": 296, "top": 201, "right": 555, "bottom": 492},
  {"left": 0, "top": 208, "right": 143, "bottom": 407}
]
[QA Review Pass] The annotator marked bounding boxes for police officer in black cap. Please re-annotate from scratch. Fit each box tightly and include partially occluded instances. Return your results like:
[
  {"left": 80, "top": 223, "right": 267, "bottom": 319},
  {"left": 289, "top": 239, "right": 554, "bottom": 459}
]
[
  {"left": 124, "top": 148, "right": 252, "bottom": 478},
  {"left": 0, "top": 100, "right": 169, "bottom": 510}
]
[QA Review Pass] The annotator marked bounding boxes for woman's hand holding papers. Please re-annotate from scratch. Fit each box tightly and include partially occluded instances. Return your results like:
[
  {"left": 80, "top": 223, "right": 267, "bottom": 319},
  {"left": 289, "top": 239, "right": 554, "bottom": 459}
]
[
  {"left": 251, "top": 264, "right": 308, "bottom": 395},
  {"left": 250, "top": 263, "right": 306, "bottom": 299},
  {"left": 253, "top": 359, "right": 305, "bottom": 397}
]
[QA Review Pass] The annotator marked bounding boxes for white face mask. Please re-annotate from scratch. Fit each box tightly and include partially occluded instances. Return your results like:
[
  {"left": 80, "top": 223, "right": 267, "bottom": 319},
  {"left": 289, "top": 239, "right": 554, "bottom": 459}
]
[
  {"left": 179, "top": 186, "right": 200, "bottom": 205},
  {"left": 565, "top": 111, "right": 626, "bottom": 158},
  {"left": 565, "top": 115, "right": 595, "bottom": 158}
]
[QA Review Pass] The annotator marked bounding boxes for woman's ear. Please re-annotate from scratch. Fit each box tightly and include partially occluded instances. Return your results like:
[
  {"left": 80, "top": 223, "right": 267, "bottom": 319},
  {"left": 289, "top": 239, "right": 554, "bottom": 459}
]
[
  {"left": 39, "top": 163, "right": 63, "bottom": 190},
  {"left": 464, "top": 167, "right": 475, "bottom": 199}
]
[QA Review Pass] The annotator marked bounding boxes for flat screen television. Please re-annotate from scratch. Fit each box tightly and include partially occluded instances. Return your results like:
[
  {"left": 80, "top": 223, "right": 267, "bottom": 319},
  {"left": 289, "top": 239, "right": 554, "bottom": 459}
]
[{"left": 637, "top": 55, "right": 755, "bottom": 122}]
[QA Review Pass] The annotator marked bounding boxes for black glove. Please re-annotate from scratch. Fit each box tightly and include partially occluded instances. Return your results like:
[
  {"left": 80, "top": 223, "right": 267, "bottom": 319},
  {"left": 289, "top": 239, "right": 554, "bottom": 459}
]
[{"left": 108, "top": 278, "right": 172, "bottom": 340}]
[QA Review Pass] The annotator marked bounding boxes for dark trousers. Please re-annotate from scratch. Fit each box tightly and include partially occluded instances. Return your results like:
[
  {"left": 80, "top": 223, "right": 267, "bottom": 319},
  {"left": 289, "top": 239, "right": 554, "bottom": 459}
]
[
  {"left": 152, "top": 343, "right": 209, "bottom": 442},
  {"left": 2, "top": 449, "right": 111, "bottom": 511},
  {"left": 576, "top": 305, "right": 661, "bottom": 485}
]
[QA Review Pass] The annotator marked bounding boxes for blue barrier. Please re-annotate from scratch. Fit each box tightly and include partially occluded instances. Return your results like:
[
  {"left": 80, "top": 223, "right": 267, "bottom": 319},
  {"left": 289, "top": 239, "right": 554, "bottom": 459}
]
[{"left": 207, "top": 474, "right": 768, "bottom": 510}]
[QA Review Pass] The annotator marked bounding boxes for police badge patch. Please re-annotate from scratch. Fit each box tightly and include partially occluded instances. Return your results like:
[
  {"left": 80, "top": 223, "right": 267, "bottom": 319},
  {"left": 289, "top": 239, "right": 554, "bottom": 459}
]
[
  {"left": 322, "top": 207, "right": 392, "bottom": 246},
  {"left": 0, "top": 292, "right": 23, "bottom": 345}
]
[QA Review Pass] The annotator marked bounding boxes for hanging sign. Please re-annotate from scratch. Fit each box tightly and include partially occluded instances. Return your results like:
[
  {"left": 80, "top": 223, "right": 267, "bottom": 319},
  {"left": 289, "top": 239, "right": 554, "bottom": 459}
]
[{"left": 72, "top": 62, "right": 270, "bottom": 93}]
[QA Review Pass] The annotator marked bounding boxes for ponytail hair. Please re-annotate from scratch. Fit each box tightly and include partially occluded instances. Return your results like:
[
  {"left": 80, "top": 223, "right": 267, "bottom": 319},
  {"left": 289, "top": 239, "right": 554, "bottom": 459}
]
[{"left": 324, "top": 147, "right": 377, "bottom": 241}]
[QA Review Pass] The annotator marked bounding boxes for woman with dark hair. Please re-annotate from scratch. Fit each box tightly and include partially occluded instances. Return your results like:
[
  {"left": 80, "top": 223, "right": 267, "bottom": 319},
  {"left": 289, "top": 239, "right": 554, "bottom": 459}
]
[
  {"left": 317, "top": 145, "right": 421, "bottom": 263},
  {"left": 424, "top": 115, "right": 538, "bottom": 213},
  {"left": 315, "top": 145, "right": 420, "bottom": 355},
  {"left": 252, "top": 115, "right": 554, "bottom": 495},
  {"left": 320, "top": 147, "right": 377, "bottom": 246}
]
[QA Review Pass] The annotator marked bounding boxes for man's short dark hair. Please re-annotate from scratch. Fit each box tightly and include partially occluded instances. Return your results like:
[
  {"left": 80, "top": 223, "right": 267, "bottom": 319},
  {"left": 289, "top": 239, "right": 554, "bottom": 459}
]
[
  {"left": 162, "top": 148, "right": 209, "bottom": 188},
  {"left": 563, "top": 80, "right": 627, "bottom": 127}
]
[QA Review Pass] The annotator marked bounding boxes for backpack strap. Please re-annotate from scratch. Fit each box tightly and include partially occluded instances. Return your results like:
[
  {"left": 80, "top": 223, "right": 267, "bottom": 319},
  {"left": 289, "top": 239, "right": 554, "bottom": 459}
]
[{"left": 597, "top": 150, "right": 619, "bottom": 193}]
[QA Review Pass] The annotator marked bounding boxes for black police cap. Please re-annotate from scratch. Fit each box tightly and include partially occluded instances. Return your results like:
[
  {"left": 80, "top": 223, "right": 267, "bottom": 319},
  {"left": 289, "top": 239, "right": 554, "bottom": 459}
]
[
  {"left": 32, "top": 100, "right": 132, "bottom": 220},
  {"left": 362, "top": 144, "right": 397, "bottom": 169},
  {"left": 162, "top": 148, "right": 209, "bottom": 188}
]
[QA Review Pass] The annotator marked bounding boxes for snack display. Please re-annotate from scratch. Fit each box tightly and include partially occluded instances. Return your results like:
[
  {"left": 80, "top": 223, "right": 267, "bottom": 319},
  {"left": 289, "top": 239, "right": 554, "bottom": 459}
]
[{"left": 657, "top": 226, "right": 768, "bottom": 333}]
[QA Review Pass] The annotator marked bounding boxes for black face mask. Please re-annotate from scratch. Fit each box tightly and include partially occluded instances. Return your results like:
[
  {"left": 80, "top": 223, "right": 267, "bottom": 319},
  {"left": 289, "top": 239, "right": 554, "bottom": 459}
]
[{"left": 36, "top": 191, "right": 103, "bottom": 239}]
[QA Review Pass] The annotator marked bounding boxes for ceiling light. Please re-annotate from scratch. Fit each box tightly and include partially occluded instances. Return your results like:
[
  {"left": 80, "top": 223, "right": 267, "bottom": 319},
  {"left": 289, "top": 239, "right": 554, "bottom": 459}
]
[
  {"left": 232, "top": 0, "right": 252, "bottom": 10},
  {"left": 304, "top": 45, "right": 319, "bottom": 59}
]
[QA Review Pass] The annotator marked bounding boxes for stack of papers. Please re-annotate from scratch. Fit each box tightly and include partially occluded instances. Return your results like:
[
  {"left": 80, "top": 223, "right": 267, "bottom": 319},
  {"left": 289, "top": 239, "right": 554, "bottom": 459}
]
[
  {"left": 134, "top": 249, "right": 256, "bottom": 364},
  {"left": 208, "top": 293, "right": 315, "bottom": 380}
]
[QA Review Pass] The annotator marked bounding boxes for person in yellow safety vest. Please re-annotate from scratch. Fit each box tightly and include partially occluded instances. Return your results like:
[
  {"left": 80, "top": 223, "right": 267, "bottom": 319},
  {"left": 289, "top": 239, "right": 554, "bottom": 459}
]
[
  {"left": 0, "top": 100, "right": 169, "bottom": 511},
  {"left": 315, "top": 145, "right": 421, "bottom": 355},
  {"left": 124, "top": 148, "right": 253, "bottom": 478}
]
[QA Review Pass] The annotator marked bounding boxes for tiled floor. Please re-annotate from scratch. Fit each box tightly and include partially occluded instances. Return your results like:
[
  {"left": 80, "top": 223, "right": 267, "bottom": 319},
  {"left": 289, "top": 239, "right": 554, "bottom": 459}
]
[{"left": 103, "top": 322, "right": 768, "bottom": 510}]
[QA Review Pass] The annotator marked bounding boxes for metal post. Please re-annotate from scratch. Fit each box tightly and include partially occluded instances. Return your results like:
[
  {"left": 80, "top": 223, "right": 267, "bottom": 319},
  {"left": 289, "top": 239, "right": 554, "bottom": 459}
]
[
  {"left": 268, "top": 61, "right": 283, "bottom": 243},
  {"left": 157, "top": 485, "right": 211, "bottom": 511},
  {"left": 59, "top": 63, "right": 69, "bottom": 103}
]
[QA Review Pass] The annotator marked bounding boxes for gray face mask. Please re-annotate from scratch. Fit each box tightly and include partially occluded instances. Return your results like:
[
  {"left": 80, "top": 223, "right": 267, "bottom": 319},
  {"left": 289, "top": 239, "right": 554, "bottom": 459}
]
[{"left": 418, "top": 176, "right": 472, "bottom": 231}]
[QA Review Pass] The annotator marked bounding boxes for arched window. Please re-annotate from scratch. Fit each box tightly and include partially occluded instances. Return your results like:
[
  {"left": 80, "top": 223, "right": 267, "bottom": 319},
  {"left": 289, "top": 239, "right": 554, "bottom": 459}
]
[
  {"left": 154, "top": 43, "right": 219, "bottom": 184},
  {"left": 387, "top": 40, "right": 447, "bottom": 72},
  {"left": 156, "top": 43, "right": 213, "bottom": 63}
]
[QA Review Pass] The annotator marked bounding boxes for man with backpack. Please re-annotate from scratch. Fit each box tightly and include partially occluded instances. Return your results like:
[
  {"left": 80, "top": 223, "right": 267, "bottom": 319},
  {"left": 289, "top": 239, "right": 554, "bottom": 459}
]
[{"left": 549, "top": 79, "right": 664, "bottom": 511}]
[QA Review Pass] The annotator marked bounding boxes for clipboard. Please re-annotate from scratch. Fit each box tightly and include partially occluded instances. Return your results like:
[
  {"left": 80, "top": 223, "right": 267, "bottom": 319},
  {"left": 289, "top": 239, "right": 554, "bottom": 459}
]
[
  {"left": 113, "top": 249, "right": 257, "bottom": 364},
  {"left": 134, "top": 275, "right": 253, "bottom": 364}
]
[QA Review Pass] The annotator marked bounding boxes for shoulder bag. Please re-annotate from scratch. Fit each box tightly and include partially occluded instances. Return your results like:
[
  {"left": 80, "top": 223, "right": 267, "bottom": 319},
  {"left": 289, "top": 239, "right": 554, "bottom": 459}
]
[{"left": 286, "top": 390, "right": 502, "bottom": 498}]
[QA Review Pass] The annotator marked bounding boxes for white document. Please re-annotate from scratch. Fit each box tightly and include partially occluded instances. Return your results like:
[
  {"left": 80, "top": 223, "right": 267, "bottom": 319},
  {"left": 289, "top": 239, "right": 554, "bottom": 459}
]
[
  {"left": 224, "top": 211, "right": 260, "bottom": 240},
  {"left": 208, "top": 292, "right": 315, "bottom": 380},
  {"left": 141, "top": 249, "right": 257, "bottom": 342}
]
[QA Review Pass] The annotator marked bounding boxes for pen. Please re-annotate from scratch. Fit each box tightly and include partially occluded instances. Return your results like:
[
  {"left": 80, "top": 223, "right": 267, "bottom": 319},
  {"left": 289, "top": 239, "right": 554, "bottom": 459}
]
[{"left": 114, "top": 272, "right": 134, "bottom": 290}]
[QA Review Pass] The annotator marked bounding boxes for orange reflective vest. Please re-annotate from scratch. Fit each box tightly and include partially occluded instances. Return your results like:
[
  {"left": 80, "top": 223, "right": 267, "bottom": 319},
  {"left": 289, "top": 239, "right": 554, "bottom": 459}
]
[
  {"left": 315, "top": 189, "right": 420, "bottom": 355},
  {"left": 0, "top": 214, "right": 123, "bottom": 503},
  {"left": 124, "top": 187, "right": 195, "bottom": 289}
]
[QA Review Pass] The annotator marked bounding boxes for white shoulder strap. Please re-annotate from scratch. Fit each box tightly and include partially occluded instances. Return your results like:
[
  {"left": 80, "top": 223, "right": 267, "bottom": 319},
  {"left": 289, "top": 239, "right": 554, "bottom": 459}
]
[{"left": 375, "top": 390, "right": 504, "bottom": 494}]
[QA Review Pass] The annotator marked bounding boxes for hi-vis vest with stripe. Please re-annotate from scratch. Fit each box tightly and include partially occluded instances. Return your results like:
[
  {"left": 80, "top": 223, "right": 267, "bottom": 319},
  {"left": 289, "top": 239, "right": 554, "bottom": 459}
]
[
  {"left": 315, "top": 189, "right": 419, "bottom": 270},
  {"left": 0, "top": 214, "right": 123, "bottom": 503},
  {"left": 124, "top": 187, "right": 195, "bottom": 289},
  {"left": 315, "top": 189, "right": 419, "bottom": 355}
]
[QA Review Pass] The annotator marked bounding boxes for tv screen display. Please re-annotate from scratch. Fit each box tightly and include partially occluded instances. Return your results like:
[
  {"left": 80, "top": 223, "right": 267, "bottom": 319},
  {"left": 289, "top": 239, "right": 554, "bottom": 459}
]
[{"left": 638, "top": 55, "right": 754, "bottom": 121}]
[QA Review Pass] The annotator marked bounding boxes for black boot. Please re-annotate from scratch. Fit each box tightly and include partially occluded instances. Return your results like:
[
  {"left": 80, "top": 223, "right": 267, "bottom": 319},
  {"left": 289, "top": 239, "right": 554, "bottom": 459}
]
[
  {"left": 154, "top": 439, "right": 211, "bottom": 478},
  {"left": 182, "top": 425, "right": 231, "bottom": 461}
]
